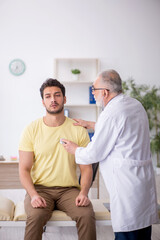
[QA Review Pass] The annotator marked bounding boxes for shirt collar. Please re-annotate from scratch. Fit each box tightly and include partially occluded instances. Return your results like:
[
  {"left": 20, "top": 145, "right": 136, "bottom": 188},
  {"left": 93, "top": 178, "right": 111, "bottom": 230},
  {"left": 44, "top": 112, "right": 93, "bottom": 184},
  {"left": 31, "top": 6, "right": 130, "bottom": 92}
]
[{"left": 105, "top": 93, "right": 123, "bottom": 109}]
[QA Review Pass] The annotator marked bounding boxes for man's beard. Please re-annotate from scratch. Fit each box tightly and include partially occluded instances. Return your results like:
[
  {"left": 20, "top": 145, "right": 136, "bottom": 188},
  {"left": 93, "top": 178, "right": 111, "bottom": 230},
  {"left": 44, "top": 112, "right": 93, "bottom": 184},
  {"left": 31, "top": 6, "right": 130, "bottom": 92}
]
[{"left": 46, "top": 105, "right": 64, "bottom": 115}]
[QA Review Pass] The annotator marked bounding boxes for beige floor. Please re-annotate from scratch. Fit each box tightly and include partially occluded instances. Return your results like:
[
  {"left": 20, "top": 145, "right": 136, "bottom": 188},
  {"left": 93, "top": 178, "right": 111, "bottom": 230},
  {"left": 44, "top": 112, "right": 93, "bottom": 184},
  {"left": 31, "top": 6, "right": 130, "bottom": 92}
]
[{"left": 0, "top": 173, "right": 160, "bottom": 240}]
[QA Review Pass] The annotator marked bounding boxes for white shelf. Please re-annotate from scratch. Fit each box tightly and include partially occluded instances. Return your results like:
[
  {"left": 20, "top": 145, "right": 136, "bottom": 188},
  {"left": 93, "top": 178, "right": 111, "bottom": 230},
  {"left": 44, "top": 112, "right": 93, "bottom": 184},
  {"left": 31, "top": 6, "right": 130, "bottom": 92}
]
[
  {"left": 54, "top": 58, "right": 100, "bottom": 121},
  {"left": 54, "top": 58, "right": 99, "bottom": 82}
]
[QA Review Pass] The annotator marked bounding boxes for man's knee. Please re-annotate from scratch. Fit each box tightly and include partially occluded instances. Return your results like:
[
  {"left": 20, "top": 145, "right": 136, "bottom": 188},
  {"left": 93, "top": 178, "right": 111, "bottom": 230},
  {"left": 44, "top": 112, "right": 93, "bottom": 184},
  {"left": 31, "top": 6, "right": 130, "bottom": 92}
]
[
  {"left": 26, "top": 208, "right": 52, "bottom": 225},
  {"left": 76, "top": 205, "right": 95, "bottom": 223}
]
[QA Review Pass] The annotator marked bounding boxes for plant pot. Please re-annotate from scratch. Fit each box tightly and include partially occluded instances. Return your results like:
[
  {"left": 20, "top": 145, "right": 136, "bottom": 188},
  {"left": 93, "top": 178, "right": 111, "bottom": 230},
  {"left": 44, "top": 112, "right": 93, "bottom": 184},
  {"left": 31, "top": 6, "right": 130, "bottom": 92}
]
[{"left": 72, "top": 74, "right": 79, "bottom": 81}]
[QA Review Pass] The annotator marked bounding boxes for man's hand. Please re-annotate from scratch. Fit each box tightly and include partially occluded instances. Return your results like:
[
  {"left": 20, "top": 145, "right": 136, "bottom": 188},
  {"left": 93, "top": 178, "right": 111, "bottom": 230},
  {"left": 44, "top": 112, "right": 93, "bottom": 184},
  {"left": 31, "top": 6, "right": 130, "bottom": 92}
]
[
  {"left": 61, "top": 139, "right": 78, "bottom": 155},
  {"left": 75, "top": 192, "right": 90, "bottom": 207},
  {"left": 31, "top": 194, "right": 47, "bottom": 208}
]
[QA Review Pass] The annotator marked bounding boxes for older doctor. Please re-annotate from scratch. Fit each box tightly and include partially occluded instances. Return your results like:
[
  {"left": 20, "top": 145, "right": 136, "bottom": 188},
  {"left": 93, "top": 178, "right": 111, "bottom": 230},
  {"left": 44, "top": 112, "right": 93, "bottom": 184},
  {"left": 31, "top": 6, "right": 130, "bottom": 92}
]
[{"left": 62, "top": 69, "right": 159, "bottom": 240}]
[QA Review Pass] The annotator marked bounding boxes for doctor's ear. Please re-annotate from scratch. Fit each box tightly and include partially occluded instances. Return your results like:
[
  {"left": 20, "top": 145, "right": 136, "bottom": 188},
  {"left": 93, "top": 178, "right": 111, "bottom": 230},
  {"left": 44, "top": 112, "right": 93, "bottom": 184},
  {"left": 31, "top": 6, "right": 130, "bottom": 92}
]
[
  {"left": 103, "top": 89, "right": 109, "bottom": 98},
  {"left": 103, "top": 89, "right": 107, "bottom": 96}
]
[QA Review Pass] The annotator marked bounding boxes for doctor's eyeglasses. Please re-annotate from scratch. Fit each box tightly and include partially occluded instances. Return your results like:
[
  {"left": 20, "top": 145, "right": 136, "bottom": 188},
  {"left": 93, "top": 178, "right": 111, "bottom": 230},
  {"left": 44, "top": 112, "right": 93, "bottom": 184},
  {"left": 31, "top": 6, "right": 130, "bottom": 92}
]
[{"left": 91, "top": 86, "right": 110, "bottom": 92}]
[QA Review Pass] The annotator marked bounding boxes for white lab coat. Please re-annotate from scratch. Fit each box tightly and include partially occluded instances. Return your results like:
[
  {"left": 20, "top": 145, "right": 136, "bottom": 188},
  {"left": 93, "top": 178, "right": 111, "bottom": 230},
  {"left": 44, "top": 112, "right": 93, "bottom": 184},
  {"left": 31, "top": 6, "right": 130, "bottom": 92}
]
[{"left": 76, "top": 94, "right": 159, "bottom": 232}]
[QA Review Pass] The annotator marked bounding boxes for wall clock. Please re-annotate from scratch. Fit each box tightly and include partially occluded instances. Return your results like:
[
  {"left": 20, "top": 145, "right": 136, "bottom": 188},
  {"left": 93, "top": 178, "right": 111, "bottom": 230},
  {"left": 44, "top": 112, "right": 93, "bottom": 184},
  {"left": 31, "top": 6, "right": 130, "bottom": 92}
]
[{"left": 9, "top": 59, "right": 26, "bottom": 76}]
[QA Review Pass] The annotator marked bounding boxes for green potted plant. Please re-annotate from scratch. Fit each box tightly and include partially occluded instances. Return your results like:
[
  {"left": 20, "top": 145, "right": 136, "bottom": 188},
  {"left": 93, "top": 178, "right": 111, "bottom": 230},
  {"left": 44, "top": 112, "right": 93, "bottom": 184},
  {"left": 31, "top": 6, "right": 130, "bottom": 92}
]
[
  {"left": 123, "top": 79, "right": 160, "bottom": 173},
  {"left": 71, "top": 69, "right": 81, "bottom": 81}
]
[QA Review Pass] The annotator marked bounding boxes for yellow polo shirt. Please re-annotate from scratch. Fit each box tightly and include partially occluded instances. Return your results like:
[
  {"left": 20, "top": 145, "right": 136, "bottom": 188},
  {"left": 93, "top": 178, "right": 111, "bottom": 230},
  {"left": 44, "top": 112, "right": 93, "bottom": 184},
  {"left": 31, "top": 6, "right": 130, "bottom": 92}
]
[{"left": 19, "top": 117, "right": 90, "bottom": 188}]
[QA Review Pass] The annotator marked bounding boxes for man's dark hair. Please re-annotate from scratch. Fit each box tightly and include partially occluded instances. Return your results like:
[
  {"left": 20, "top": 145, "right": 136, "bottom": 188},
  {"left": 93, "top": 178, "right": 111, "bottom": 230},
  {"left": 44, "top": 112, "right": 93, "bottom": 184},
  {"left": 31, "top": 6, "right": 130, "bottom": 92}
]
[{"left": 40, "top": 78, "right": 65, "bottom": 99}]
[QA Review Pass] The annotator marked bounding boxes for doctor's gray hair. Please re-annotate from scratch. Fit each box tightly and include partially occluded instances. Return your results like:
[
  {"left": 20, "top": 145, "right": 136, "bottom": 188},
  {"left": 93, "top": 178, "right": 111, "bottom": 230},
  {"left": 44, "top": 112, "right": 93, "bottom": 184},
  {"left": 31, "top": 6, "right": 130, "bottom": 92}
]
[{"left": 99, "top": 70, "right": 122, "bottom": 93}]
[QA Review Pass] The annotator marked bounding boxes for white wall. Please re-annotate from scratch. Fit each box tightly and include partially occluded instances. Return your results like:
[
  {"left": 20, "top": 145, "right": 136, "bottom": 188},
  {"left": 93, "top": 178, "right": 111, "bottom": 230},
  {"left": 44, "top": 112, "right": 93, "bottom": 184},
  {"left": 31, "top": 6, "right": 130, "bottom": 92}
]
[{"left": 0, "top": 0, "right": 160, "bottom": 158}]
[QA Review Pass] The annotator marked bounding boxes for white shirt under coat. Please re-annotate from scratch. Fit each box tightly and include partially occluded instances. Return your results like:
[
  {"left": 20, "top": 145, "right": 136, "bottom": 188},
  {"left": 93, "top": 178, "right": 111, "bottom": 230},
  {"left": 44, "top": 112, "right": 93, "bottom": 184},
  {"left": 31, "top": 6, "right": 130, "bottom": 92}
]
[{"left": 76, "top": 94, "right": 159, "bottom": 232}]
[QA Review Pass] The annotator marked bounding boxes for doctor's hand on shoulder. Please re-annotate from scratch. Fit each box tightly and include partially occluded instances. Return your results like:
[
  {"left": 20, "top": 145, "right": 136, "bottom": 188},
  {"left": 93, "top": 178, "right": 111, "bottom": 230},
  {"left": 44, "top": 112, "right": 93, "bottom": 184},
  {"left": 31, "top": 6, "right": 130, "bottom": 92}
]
[{"left": 73, "top": 118, "right": 95, "bottom": 130}]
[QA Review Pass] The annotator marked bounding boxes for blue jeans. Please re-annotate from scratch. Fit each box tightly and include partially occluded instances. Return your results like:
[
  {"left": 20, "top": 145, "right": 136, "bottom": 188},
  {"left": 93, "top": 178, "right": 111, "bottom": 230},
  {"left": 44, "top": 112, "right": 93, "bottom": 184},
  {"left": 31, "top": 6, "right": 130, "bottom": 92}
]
[{"left": 114, "top": 226, "right": 152, "bottom": 240}]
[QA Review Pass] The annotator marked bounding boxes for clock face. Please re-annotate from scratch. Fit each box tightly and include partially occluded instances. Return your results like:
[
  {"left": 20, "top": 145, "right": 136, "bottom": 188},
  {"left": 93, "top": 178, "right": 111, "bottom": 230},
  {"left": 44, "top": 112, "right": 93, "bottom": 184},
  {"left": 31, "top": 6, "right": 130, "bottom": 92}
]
[{"left": 9, "top": 59, "right": 26, "bottom": 76}]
